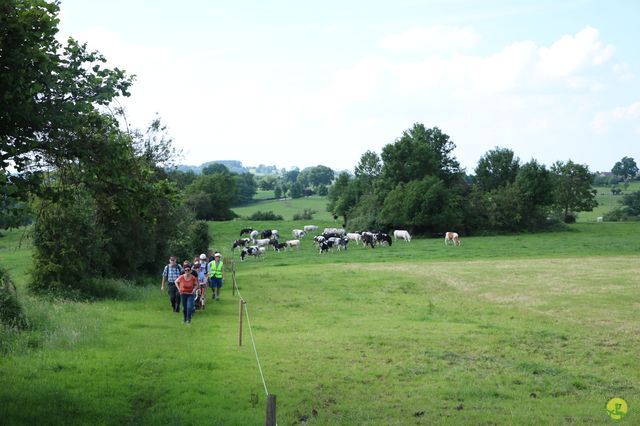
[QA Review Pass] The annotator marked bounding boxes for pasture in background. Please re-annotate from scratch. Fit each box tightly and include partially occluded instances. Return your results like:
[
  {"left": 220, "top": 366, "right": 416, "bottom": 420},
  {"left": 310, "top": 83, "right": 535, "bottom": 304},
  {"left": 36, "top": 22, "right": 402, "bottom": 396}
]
[
  {"left": 232, "top": 194, "right": 334, "bottom": 221},
  {"left": 578, "top": 181, "right": 640, "bottom": 222},
  {"left": 1, "top": 222, "right": 638, "bottom": 424}
]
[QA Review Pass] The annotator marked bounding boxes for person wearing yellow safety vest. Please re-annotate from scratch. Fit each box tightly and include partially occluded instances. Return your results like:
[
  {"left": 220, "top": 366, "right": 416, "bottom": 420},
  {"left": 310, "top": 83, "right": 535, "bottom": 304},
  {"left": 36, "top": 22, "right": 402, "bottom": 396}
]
[{"left": 207, "top": 252, "right": 224, "bottom": 300}]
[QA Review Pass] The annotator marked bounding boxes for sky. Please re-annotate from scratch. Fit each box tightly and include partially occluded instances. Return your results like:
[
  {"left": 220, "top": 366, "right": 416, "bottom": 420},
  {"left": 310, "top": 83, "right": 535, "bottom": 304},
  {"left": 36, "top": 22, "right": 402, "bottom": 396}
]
[{"left": 57, "top": 0, "right": 640, "bottom": 173}]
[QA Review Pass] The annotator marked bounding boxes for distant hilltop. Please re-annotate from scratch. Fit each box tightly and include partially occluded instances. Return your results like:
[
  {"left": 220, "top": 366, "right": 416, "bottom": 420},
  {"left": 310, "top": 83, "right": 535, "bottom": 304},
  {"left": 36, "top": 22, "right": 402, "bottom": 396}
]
[
  {"left": 175, "top": 161, "right": 283, "bottom": 175},
  {"left": 175, "top": 161, "right": 351, "bottom": 177}
]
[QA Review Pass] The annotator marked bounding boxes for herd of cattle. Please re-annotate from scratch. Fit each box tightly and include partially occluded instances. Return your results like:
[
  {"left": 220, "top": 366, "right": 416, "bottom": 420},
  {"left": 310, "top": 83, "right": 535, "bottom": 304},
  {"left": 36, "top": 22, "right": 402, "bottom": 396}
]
[{"left": 233, "top": 226, "right": 461, "bottom": 261}]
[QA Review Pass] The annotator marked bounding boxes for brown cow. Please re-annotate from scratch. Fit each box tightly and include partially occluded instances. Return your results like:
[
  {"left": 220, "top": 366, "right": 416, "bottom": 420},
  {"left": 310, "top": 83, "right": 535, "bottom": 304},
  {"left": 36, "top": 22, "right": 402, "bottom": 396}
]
[{"left": 444, "top": 232, "right": 461, "bottom": 246}]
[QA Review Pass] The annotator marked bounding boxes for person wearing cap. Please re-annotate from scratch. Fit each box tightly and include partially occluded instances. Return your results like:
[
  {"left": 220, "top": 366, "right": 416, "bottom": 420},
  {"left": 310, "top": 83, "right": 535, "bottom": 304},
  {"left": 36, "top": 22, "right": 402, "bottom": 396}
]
[{"left": 208, "top": 252, "right": 224, "bottom": 300}]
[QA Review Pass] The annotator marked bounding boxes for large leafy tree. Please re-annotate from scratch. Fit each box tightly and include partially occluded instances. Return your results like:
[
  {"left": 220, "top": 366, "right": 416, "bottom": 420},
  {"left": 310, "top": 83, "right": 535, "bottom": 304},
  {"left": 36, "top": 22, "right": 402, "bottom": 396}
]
[
  {"left": 1, "top": 0, "right": 134, "bottom": 208},
  {"left": 308, "top": 165, "right": 335, "bottom": 187},
  {"left": 474, "top": 147, "right": 520, "bottom": 192},
  {"left": 611, "top": 156, "right": 638, "bottom": 181},
  {"left": 380, "top": 124, "right": 462, "bottom": 188},
  {"left": 380, "top": 176, "right": 462, "bottom": 233},
  {"left": 551, "top": 160, "right": 597, "bottom": 220}
]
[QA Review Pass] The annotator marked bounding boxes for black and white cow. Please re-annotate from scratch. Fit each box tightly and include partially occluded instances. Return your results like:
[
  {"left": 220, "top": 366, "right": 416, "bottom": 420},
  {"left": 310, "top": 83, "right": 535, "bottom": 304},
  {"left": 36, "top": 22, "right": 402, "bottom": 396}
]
[
  {"left": 240, "top": 246, "right": 265, "bottom": 261},
  {"left": 362, "top": 233, "right": 376, "bottom": 248},
  {"left": 240, "top": 227, "right": 253, "bottom": 236},
  {"left": 270, "top": 240, "right": 288, "bottom": 251},
  {"left": 232, "top": 238, "right": 251, "bottom": 250},
  {"left": 376, "top": 233, "right": 393, "bottom": 246}
]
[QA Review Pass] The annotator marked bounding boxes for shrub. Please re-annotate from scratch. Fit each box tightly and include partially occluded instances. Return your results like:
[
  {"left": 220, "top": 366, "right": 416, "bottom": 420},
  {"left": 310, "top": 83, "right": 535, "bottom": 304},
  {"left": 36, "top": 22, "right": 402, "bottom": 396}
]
[
  {"left": 245, "top": 211, "right": 283, "bottom": 221},
  {"left": 0, "top": 268, "right": 29, "bottom": 329},
  {"left": 169, "top": 220, "right": 211, "bottom": 264},
  {"left": 293, "top": 208, "right": 317, "bottom": 221},
  {"left": 604, "top": 208, "right": 626, "bottom": 222},
  {"left": 29, "top": 189, "right": 107, "bottom": 296}
]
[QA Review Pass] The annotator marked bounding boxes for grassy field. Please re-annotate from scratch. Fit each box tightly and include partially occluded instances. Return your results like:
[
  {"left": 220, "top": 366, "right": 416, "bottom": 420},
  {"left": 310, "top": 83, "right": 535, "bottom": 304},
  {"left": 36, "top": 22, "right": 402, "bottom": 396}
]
[
  {"left": 578, "top": 181, "right": 640, "bottom": 222},
  {"left": 232, "top": 195, "right": 334, "bottom": 221},
  {"left": 1, "top": 220, "right": 639, "bottom": 424}
]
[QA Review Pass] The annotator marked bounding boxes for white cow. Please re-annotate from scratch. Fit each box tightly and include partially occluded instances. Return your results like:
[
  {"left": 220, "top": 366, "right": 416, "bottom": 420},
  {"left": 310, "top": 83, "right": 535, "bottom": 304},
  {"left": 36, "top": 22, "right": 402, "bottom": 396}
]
[
  {"left": 346, "top": 232, "right": 362, "bottom": 245},
  {"left": 444, "top": 232, "right": 461, "bottom": 247},
  {"left": 393, "top": 230, "right": 411, "bottom": 242},
  {"left": 303, "top": 225, "right": 318, "bottom": 233},
  {"left": 286, "top": 239, "right": 301, "bottom": 250},
  {"left": 249, "top": 230, "right": 259, "bottom": 240},
  {"left": 292, "top": 229, "right": 306, "bottom": 239},
  {"left": 254, "top": 238, "right": 271, "bottom": 247}
]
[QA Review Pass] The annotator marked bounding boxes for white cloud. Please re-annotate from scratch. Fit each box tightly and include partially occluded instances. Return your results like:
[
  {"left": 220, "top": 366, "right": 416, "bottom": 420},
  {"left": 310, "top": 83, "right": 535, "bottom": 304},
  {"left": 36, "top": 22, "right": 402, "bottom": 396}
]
[
  {"left": 592, "top": 101, "right": 640, "bottom": 134},
  {"left": 380, "top": 25, "right": 480, "bottom": 51},
  {"left": 536, "top": 26, "right": 613, "bottom": 78}
]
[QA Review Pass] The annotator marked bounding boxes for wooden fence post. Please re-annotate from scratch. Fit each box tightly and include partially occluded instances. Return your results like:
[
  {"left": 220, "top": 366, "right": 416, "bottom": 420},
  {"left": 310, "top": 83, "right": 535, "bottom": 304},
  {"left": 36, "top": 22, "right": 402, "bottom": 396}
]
[
  {"left": 232, "top": 259, "right": 236, "bottom": 296},
  {"left": 238, "top": 299, "right": 244, "bottom": 346},
  {"left": 265, "top": 394, "right": 276, "bottom": 426}
]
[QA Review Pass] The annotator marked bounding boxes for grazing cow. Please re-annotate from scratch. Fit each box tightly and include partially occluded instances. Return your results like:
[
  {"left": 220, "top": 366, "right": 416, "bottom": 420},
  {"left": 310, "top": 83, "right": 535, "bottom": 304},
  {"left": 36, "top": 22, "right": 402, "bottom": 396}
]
[
  {"left": 250, "top": 230, "right": 259, "bottom": 240},
  {"left": 285, "top": 239, "right": 301, "bottom": 250},
  {"left": 319, "top": 240, "right": 333, "bottom": 253},
  {"left": 376, "top": 233, "right": 392, "bottom": 246},
  {"left": 362, "top": 233, "right": 376, "bottom": 248},
  {"left": 232, "top": 238, "right": 251, "bottom": 250},
  {"left": 597, "top": 216, "right": 603, "bottom": 223},
  {"left": 292, "top": 229, "right": 306, "bottom": 239},
  {"left": 270, "top": 240, "right": 288, "bottom": 252},
  {"left": 313, "top": 235, "right": 325, "bottom": 247},
  {"left": 304, "top": 225, "right": 318, "bottom": 233},
  {"left": 240, "top": 227, "right": 253, "bottom": 236},
  {"left": 254, "top": 238, "right": 271, "bottom": 247},
  {"left": 240, "top": 246, "right": 265, "bottom": 261},
  {"left": 346, "top": 232, "right": 362, "bottom": 245},
  {"left": 393, "top": 230, "right": 411, "bottom": 242},
  {"left": 260, "top": 229, "right": 273, "bottom": 239},
  {"left": 323, "top": 228, "right": 346, "bottom": 237},
  {"left": 444, "top": 232, "right": 461, "bottom": 246}
]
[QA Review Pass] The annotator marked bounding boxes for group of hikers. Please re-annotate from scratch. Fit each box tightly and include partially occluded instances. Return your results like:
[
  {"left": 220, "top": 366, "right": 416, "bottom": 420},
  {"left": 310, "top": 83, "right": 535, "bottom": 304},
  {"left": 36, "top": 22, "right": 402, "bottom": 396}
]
[{"left": 160, "top": 250, "right": 225, "bottom": 324}]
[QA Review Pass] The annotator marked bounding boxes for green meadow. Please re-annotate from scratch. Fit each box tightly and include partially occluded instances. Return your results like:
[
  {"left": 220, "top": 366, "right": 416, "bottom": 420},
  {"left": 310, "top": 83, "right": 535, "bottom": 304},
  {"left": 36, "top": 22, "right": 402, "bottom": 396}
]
[
  {"left": 578, "top": 181, "right": 640, "bottom": 222},
  {"left": 232, "top": 194, "right": 335, "bottom": 221},
  {"left": 1, "top": 215, "right": 639, "bottom": 424}
]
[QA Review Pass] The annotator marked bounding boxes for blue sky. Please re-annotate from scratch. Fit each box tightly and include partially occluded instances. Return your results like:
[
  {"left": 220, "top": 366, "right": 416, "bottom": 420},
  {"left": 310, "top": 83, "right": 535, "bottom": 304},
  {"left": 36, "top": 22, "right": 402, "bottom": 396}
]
[{"left": 58, "top": 0, "right": 639, "bottom": 172}]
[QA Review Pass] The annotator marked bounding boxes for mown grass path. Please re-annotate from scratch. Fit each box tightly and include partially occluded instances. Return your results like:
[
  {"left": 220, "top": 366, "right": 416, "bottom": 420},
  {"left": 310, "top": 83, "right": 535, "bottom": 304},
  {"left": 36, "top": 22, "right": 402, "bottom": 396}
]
[{"left": 1, "top": 222, "right": 639, "bottom": 424}]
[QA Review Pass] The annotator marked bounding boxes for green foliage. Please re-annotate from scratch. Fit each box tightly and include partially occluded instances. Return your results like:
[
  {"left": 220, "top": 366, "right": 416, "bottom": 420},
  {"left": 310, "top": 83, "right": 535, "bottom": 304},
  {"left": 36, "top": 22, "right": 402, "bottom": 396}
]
[
  {"left": 611, "top": 156, "right": 638, "bottom": 181},
  {"left": 168, "top": 220, "right": 211, "bottom": 264},
  {"left": 258, "top": 175, "right": 277, "bottom": 191},
  {"left": 29, "top": 188, "right": 107, "bottom": 295},
  {"left": 621, "top": 190, "right": 640, "bottom": 217},
  {"left": 0, "top": 0, "right": 134, "bottom": 210},
  {"left": 0, "top": 268, "right": 28, "bottom": 329},
  {"left": 346, "top": 193, "right": 382, "bottom": 231},
  {"left": 202, "top": 163, "right": 229, "bottom": 175},
  {"left": 292, "top": 209, "right": 317, "bottom": 221},
  {"left": 289, "top": 181, "right": 304, "bottom": 199},
  {"left": 186, "top": 172, "right": 237, "bottom": 220},
  {"left": 380, "top": 124, "right": 461, "bottom": 188},
  {"left": 552, "top": 160, "right": 598, "bottom": 220},
  {"left": 380, "top": 176, "right": 463, "bottom": 233},
  {"left": 317, "top": 184, "right": 328, "bottom": 196},
  {"left": 245, "top": 210, "right": 284, "bottom": 221},
  {"left": 233, "top": 173, "right": 257, "bottom": 205},
  {"left": 274, "top": 185, "right": 282, "bottom": 199},
  {"left": 474, "top": 147, "right": 520, "bottom": 192}
]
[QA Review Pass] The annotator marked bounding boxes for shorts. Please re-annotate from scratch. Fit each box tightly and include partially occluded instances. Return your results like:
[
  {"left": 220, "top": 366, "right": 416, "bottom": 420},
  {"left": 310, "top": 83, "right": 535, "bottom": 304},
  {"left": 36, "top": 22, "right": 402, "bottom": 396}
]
[{"left": 210, "top": 276, "right": 223, "bottom": 289}]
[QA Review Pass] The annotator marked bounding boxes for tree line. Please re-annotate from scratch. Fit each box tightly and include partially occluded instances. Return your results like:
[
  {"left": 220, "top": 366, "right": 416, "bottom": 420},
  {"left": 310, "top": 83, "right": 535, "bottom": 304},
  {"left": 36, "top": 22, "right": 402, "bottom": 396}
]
[{"left": 326, "top": 123, "right": 619, "bottom": 234}]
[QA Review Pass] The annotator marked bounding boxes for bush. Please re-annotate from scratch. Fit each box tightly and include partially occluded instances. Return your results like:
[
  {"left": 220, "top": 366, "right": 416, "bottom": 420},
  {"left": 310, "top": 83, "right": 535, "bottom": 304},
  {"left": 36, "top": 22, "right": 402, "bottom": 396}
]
[
  {"left": 604, "top": 208, "right": 626, "bottom": 222},
  {"left": 29, "top": 190, "right": 107, "bottom": 296},
  {"left": 563, "top": 213, "right": 576, "bottom": 223},
  {"left": 245, "top": 211, "right": 283, "bottom": 221},
  {"left": 169, "top": 220, "right": 211, "bottom": 264},
  {"left": 293, "top": 208, "right": 317, "bottom": 221},
  {"left": 0, "top": 268, "right": 29, "bottom": 329}
]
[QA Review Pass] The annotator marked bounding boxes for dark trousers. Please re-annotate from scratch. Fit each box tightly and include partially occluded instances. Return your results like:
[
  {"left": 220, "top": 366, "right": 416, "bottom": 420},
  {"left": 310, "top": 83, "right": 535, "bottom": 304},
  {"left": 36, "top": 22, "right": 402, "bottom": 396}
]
[{"left": 169, "top": 285, "right": 181, "bottom": 312}]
